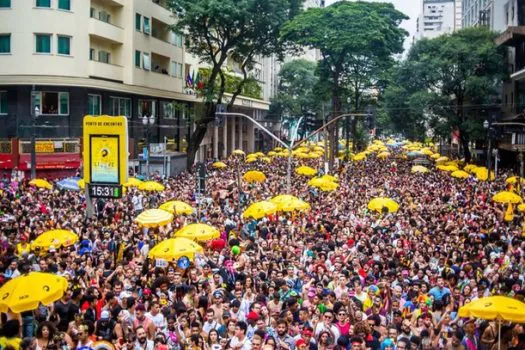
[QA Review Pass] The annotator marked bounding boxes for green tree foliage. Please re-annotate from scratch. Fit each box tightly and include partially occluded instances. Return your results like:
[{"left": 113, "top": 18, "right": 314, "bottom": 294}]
[
  {"left": 270, "top": 59, "right": 319, "bottom": 117},
  {"left": 170, "top": 0, "right": 299, "bottom": 167},
  {"left": 385, "top": 27, "right": 507, "bottom": 160},
  {"left": 281, "top": 1, "right": 407, "bottom": 163}
]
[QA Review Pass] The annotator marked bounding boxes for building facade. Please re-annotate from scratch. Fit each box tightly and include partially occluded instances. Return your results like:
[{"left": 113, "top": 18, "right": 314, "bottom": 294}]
[
  {"left": 462, "top": 0, "right": 507, "bottom": 31},
  {"left": 416, "top": 0, "right": 457, "bottom": 39},
  {"left": 0, "top": 0, "right": 271, "bottom": 176}
]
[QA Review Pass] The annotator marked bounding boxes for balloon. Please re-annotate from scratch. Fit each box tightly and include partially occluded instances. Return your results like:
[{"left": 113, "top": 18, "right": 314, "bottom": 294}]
[
  {"left": 177, "top": 256, "right": 190, "bottom": 270},
  {"left": 231, "top": 245, "right": 241, "bottom": 255}
]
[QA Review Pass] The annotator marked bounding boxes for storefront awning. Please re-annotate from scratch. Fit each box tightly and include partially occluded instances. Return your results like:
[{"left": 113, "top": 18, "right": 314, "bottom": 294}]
[{"left": 495, "top": 26, "right": 525, "bottom": 46}]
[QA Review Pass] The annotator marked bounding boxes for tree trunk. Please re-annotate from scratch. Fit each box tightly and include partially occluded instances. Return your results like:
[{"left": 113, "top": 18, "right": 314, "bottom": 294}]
[
  {"left": 329, "top": 82, "right": 341, "bottom": 171},
  {"left": 456, "top": 94, "right": 471, "bottom": 163},
  {"left": 186, "top": 103, "right": 215, "bottom": 170}
]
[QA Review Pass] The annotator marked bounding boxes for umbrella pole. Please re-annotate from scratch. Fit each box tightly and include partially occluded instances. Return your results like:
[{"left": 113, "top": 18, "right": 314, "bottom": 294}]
[{"left": 498, "top": 319, "right": 501, "bottom": 350}]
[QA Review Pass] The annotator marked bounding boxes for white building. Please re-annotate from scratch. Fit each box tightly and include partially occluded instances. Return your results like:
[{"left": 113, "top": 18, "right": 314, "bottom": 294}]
[
  {"left": 416, "top": 0, "right": 457, "bottom": 39},
  {"left": 462, "top": 0, "right": 507, "bottom": 31}
]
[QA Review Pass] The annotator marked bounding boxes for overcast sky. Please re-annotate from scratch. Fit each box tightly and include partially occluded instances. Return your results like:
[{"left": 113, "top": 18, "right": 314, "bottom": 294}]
[{"left": 325, "top": 0, "right": 419, "bottom": 53}]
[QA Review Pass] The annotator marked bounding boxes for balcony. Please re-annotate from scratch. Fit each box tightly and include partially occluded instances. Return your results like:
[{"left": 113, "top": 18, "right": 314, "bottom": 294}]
[
  {"left": 152, "top": 0, "right": 171, "bottom": 11},
  {"left": 152, "top": 17, "right": 172, "bottom": 43},
  {"left": 106, "top": 0, "right": 124, "bottom": 6},
  {"left": 89, "top": 60, "right": 123, "bottom": 82},
  {"left": 88, "top": 17, "right": 124, "bottom": 44}
]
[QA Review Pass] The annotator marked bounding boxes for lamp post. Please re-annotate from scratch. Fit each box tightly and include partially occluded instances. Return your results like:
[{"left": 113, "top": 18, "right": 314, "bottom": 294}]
[
  {"left": 483, "top": 119, "right": 491, "bottom": 173},
  {"left": 30, "top": 105, "right": 40, "bottom": 180},
  {"left": 142, "top": 115, "right": 155, "bottom": 179}
]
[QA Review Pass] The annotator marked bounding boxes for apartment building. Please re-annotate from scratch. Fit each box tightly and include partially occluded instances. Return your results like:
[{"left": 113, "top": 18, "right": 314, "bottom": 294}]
[
  {"left": 462, "top": 0, "right": 507, "bottom": 31},
  {"left": 0, "top": 0, "right": 271, "bottom": 175},
  {"left": 416, "top": 0, "right": 457, "bottom": 39}
]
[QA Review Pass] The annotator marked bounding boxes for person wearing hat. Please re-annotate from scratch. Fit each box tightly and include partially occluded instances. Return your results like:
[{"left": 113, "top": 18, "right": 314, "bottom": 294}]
[
  {"left": 95, "top": 310, "right": 115, "bottom": 342},
  {"left": 245, "top": 311, "right": 260, "bottom": 340}
]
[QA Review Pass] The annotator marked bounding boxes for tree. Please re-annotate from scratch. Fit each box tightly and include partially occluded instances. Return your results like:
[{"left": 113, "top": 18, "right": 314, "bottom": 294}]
[
  {"left": 270, "top": 59, "right": 318, "bottom": 116},
  {"left": 387, "top": 27, "right": 507, "bottom": 161},
  {"left": 170, "top": 0, "right": 299, "bottom": 168},
  {"left": 281, "top": 1, "right": 407, "bottom": 166}
]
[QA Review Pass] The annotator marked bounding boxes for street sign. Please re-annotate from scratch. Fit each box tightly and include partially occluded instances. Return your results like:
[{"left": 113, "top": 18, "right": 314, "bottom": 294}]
[
  {"left": 143, "top": 147, "right": 149, "bottom": 160},
  {"left": 83, "top": 115, "right": 128, "bottom": 185}
]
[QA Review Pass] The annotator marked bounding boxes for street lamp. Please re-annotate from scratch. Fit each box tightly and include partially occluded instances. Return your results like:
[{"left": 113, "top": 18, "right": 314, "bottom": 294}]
[
  {"left": 142, "top": 115, "right": 155, "bottom": 178},
  {"left": 30, "top": 105, "right": 40, "bottom": 180},
  {"left": 483, "top": 119, "right": 491, "bottom": 174}
]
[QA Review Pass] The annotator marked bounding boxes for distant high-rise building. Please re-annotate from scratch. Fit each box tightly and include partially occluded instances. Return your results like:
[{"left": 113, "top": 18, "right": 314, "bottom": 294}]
[
  {"left": 462, "top": 0, "right": 507, "bottom": 32},
  {"left": 455, "top": 0, "right": 463, "bottom": 30},
  {"left": 416, "top": 0, "right": 457, "bottom": 39}
]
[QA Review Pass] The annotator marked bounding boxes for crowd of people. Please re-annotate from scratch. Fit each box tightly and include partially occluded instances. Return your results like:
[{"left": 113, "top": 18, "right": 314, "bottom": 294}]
[{"left": 0, "top": 146, "right": 524, "bottom": 350}]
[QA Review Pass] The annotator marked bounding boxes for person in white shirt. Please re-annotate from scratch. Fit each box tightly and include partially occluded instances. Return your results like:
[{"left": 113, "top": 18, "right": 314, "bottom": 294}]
[
  {"left": 229, "top": 321, "right": 251, "bottom": 350},
  {"left": 145, "top": 302, "right": 166, "bottom": 330},
  {"left": 202, "top": 309, "right": 220, "bottom": 335}
]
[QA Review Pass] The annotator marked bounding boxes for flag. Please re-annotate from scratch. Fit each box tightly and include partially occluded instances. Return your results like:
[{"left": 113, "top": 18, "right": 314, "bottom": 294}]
[{"left": 185, "top": 73, "right": 193, "bottom": 88}]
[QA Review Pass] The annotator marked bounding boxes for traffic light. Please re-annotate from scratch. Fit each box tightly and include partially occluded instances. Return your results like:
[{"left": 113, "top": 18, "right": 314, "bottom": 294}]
[{"left": 304, "top": 110, "right": 317, "bottom": 133}]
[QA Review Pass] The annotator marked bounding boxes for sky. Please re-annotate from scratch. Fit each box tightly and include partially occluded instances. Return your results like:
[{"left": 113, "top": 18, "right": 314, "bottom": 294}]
[{"left": 324, "top": 0, "right": 419, "bottom": 53}]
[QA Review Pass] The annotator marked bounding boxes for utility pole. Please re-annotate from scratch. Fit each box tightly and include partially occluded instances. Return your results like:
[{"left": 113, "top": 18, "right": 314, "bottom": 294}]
[{"left": 30, "top": 85, "right": 40, "bottom": 180}]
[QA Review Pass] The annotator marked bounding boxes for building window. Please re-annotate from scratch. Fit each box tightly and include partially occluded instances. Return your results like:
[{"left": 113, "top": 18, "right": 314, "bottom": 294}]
[
  {"left": 0, "top": 34, "right": 10, "bottom": 53},
  {"left": 136, "top": 13, "right": 142, "bottom": 31},
  {"left": 0, "top": 91, "right": 7, "bottom": 115},
  {"left": 89, "top": 48, "right": 95, "bottom": 60},
  {"left": 161, "top": 101, "right": 181, "bottom": 119},
  {"left": 143, "top": 17, "right": 150, "bottom": 35},
  {"left": 36, "top": 0, "right": 51, "bottom": 7},
  {"left": 110, "top": 97, "right": 131, "bottom": 117},
  {"left": 0, "top": 0, "right": 10, "bottom": 8},
  {"left": 98, "top": 50, "right": 110, "bottom": 64},
  {"left": 143, "top": 52, "right": 151, "bottom": 70},
  {"left": 88, "top": 94, "right": 101, "bottom": 115},
  {"left": 31, "top": 91, "right": 69, "bottom": 115},
  {"left": 57, "top": 35, "right": 70, "bottom": 55},
  {"left": 58, "top": 0, "right": 70, "bottom": 10},
  {"left": 170, "top": 32, "right": 183, "bottom": 47},
  {"left": 135, "top": 50, "right": 141, "bottom": 68},
  {"left": 35, "top": 34, "right": 51, "bottom": 53},
  {"left": 171, "top": 61, "right": 183, "bottom": 78},
  {"left": 99, "top": 10, "right": 110, "bottom": 23},
  {"left": 138, "top": 100, "right": 155, "bottom": 118},
  {"left": 90, "top": 7, "right": 95, "bottom": 17}
]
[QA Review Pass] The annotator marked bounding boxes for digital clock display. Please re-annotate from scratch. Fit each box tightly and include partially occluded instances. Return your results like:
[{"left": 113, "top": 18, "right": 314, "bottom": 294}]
[{"left": 87, "top": 184, "right": 122, "bottom": 199}]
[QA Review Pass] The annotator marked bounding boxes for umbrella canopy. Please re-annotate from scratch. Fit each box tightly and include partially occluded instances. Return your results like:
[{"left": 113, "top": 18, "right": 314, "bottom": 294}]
[
  {"left": 436, "top": 165, "right": 459, "bottom": 172},
  {"left": 474, "top": 167, "right": 494, "bottom": 181},
  {"left": 377, "top": 152, "right": 391, "bottom": 159},
  {"left": 159, "top": 200, "right": 193, "bottom": 215},
  {"left": 368, "top": 197, "right": 399, "bottom": 213},
  {"left": 505, "top": 176, "right": 525, "bottom": 185},
  {"left": 492, "top": 191, "right": 522, "bottom": 204},
  {"left": 451, "top": 170, "right": 470, "bottom": 179},
  {"left": 174, "top": 223, "right": 220, "bottom": 242},
  {"left": 29, "top": 179, "right": 53, "bottom": 190},
  {"left": 435, "top": 156, "right": 450, "bottom": 164},
  {"left": 430, "top": 153, "right": 441, "bottom": 159},
  {"left": 134, "top": 209, "right": 173, "bottom": 228},
  {"left": 464, "top": 164, "right": 478, "bottom": 173},
  {"left": 458, "top": 296, "right": 525, "bottom": 323},
  {"left": 31, "top": 229, "right": 78, "bottom": 251},
  {"left": 77, "top": 178, "right": 85, "bottom": 189},
  {"left": 260, "top": 157, "right": 271, "bottom": 163},
  {"left": 138, "top": 181, "right": 165, "bottom": 192},
  {"left": 421, "top": 149, "right": 434, "bottom": 156},
  {"left": 308, "top": 178, "right": 338, "bottom": 191},
  {"left": 295, "top": 166, "right": 317, "bottom": 177},
  {"left": 124, "top": 177, "right": 143, "bottom": 187},
  {"left": 56, "top": 177, "right": 81, "bottom": 191},
  {"left": 320, "top": 174, "right": 338, "bottom": 182},
  {"left": 243, "top": 201, "right": 277, "bottom": 219},
  {"left": 411, "top": 165, "right": 429, "bottom": 174},
  {"left": 148, "top": 238, "right": 203, "bottom": 262},
  {"left": 212, "top": 161, "right": 227, "bottom": 169},
  {"left": 243, "top": 170, "right": 266, "bottom": 183},
  {"left": 232, "top": 149, "right": 245, "bottom": 156},
  {"left": 518, "top": 203, "right": 525, "bottom": 212},
  {"left": 0, "top": 272, "right": 68, "bottom": 313},
  {"left": 270, "top": 195, "right": 310, "bottom": 212},
  {"left": 246, "top": 157, "right": 257, "bottom": 163},
  {"left": 353, "top": 153, "right": 366, "bottom": 161}
]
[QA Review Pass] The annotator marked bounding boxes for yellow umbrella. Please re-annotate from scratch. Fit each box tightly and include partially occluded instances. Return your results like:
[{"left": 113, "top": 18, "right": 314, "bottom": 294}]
[
  {"left": 77, "top": 179, "right": 85, "bottom": 189},
  {"left": 260, "top": 157, "right": 271, "bottom": 163},
  {"left": 295, "top": 166, "right": 317, "bottom": 177},
  {"left": 134, "top": 209, "right": 173, "bottom": 227},
  {"left": 377, "top": 152, "right": 391, "bottom": 159},
  {"left": 318, "top": 181, "right": 339, "bottom": 191},
  {"left": 174, "top": 223, "right": 220, "bottom": 241},
  {"left": 124, "top": 177, "right": 143, "bottom": 187},
  {"left": 254, "top": 152, "right": 265, "bottom": 157},
  {"left": 159, "top": 200, "right": 193, "bottom": 215},
  {"left": 232, "top": 149, "right": 245, "bottom": 156},
  {"left": 320, "top": 174, "right": 338, "bottom": 182},
  {"left": 435, "top": 156, "right": 449, "bottom": 164},
  {"left": 505, "top": 176, "right": 525, "bottom": 185},
  {"left": 411, "top": 165, "right": 429, "bottom": 173},
  {"left": 29, "top": 179, "right": 53, "bottom": 190},
  {"left": 451, "top": 170, "right": 470, "bottom": 179},
  {"left": 273, "top": 147, "right": 283, "bottom": 152},
  {"left": 505, "top": 204, "right": 514, "bottom": 222},
  {"left": 31, "top": 229, "right": 79, "bottom": 251},
  {"left": 492, "top": 191, "right": 522, "bottom": 204},
  {"left": 458, "top": 296, "right": 525, "bottom": 326},
  {"left": 353, "top": 154, "right": 366, "bottom": 161},
  {"left": 243, "top": 201, "right": 277, "bottom": 219},
  {"left": 138, "top": 181, "right": 165, "bottom": 192},
  {"left": 436, "top": 165, "right": 459, "bottom": 172},
  {"left": 464, "top": 164, "right": 478, "bottom": 173},
  {"left": 474, "top": 167, "right": 494, "bottom": 181},
  {"left": 268, "top": 151, "right": 277, "bottom": 157},
  {"left": 368, "top": 197, "right": 399, "bottom": 213},
  {"left": 421, "top": 149, "right": 434, "bottom": 156},
  {"left": 430, "top": 153, "right": 441, "bottom": 159},
  {"left": 246, "top": 157, "right": 257, "bottom": 163},
  {"left": 0, "top": 272, "right": 68, "bottom": 313},
  {"left": 270, "top": 195, "right": 310, "bottom": 212},
  {"left": 243, "top": 170, "right": 266, "bottom": 183},
  {"left": 148, "top": 238, "right": 203, "bottom": 262},
  {"left": 212, "top": 161, "right": 227, "bottom": 169}
]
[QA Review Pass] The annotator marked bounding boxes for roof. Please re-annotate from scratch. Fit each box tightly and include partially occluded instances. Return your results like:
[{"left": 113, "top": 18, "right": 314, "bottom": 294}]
[{"left": 495, "top": 26, "right": 525, "bottom": 46}]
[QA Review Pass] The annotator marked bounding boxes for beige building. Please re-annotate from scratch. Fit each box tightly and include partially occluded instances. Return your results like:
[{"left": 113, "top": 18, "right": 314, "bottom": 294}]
[{"left": 0, "top": 0, "right": 271, "bottom": 174}]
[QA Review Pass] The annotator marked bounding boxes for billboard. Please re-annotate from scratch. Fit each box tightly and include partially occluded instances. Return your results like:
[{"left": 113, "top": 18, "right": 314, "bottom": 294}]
[{"left": 83, "top": 115, "right": 128, "bottom": 185}]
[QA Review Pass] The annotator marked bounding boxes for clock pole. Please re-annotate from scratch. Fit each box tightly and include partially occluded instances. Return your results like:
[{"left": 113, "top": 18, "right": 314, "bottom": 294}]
[{"left": 85, "top": 184, "right": 94, "bottom": 219}]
